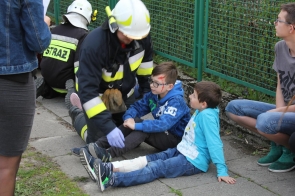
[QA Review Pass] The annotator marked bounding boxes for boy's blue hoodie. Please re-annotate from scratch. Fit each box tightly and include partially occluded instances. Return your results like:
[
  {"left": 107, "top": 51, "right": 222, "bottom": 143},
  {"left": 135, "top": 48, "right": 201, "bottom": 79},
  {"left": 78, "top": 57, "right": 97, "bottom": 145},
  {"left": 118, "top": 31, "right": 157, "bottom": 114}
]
[{"left": 123, "top": 80, "right": 191, "bottom": 138}]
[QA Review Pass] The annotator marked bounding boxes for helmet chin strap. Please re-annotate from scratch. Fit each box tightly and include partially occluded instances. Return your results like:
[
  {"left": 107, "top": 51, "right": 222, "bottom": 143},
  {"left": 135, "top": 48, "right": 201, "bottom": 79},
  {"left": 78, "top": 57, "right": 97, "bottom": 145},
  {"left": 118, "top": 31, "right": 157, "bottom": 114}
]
[{"left": 105, "top": 6, "right": 118, "bottom": 33}]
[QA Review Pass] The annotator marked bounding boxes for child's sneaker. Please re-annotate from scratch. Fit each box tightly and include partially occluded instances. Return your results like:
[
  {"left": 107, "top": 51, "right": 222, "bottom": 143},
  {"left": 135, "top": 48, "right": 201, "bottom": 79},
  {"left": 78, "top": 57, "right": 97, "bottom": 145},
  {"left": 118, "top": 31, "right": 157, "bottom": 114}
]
[
  {"left": 70, "top": 145, "right": 89, "bottom": 157},
  {"left": 93, "top": 159, "right": 114, "bottom": 192},
  {"left": 89, "top": 143, "right": 112, "bottom": 162},
  {"left": 257, "top": 141, "right": 282, "bottom": 166},
  {"left": 268, "top": 147, "right": 295, "bottom": 173},
  {"left": 82, "top": 148, "right": 97, "bottom": 181},
  {"left": 70, "top": 93, "right": 82, "bottom": 110}
]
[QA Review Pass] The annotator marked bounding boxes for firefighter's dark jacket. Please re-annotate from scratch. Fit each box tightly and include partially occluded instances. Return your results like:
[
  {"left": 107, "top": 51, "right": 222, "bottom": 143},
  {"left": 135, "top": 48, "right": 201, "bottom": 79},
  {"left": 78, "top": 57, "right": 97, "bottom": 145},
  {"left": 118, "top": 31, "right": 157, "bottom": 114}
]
[
  {"left": 77, "top": 22, "right": 153, "bottom": 136},
  {"left": 41, "top": 23, "right": 88, "bottom": 91}
]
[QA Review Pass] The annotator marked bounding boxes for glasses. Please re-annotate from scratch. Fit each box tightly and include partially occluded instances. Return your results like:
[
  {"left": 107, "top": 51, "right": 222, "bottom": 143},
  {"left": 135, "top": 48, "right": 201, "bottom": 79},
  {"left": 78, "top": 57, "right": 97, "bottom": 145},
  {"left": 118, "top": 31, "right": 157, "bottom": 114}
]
[
  {"left": 274, "top": 19, "right": 295, "bottom": 29},
  {"left": 274, "top": 19, "right": 291, "bottom": 25},
  {"left": 148, "top": 77, "right": 167, "bottom": 88}
]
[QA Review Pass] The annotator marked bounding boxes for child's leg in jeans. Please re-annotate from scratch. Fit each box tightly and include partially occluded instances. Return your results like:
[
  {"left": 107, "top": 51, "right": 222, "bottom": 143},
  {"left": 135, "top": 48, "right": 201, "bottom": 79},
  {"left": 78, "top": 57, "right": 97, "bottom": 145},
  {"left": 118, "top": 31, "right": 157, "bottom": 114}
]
[
  {"left": 112, "top": 152, "right": 202, "bottom": 187},
  {"left": 112, "top": 148, "right": 180, "bottom": 174}
]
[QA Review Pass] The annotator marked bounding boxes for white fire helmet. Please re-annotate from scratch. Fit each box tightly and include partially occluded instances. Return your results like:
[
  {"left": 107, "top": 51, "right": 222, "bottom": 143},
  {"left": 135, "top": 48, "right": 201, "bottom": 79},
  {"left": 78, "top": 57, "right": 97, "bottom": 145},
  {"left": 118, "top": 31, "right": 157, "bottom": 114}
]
[
  {"left": 63, "top": 0, "right": 92, "bottom": 30},
  {"left": 112, "top": 0, "right": 151, "bottom": 40}
]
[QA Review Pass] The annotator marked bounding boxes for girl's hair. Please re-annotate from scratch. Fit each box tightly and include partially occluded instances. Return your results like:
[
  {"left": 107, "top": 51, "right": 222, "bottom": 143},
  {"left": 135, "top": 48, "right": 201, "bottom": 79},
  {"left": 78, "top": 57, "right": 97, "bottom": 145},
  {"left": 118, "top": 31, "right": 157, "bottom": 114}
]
[{"left": 194, "top": 81, "right": 222, "bottom": 108}]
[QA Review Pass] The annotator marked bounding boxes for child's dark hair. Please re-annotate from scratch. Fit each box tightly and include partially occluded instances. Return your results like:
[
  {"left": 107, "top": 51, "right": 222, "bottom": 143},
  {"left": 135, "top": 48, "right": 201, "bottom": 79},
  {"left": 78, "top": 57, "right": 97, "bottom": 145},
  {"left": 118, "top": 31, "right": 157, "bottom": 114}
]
[
  {"left": 194, "top": 81, "right": 222, "bottom": 108},
  {"left": 152, "top": 62, "right": 178, "bottom": 84},
  {"left": 281, "top": 3, "right": 295, "bottom": 25}
]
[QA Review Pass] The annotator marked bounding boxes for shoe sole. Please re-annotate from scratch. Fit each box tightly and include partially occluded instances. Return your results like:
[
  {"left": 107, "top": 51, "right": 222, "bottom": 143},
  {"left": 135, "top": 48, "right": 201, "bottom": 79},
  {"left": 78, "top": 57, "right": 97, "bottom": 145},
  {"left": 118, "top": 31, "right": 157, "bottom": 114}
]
[
  {"left": 268, "top": 164, "right": 295, "bottom": 173},
  {"left": 94, "top": 161, "right": 105, "bottom": 192},
  {"left": 70, "top": 93, "right": 82, "bottom": 110},
  {"left": 81, "top": 150, "right": 97, "bottom": 182},
  {"left": 257, "top": 162, "right": 272, "bottom": 167}
]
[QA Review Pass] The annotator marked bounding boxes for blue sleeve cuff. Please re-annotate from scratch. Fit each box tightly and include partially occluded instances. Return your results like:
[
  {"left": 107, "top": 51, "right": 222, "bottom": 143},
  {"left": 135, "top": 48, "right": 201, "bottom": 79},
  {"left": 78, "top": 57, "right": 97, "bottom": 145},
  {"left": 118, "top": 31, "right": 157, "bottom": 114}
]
[
  {"left": 123, "top": 115, "right": 133, "bottom": 121},
  {"left": 135, "top": 123, "right": 143, "bottom": 131}
]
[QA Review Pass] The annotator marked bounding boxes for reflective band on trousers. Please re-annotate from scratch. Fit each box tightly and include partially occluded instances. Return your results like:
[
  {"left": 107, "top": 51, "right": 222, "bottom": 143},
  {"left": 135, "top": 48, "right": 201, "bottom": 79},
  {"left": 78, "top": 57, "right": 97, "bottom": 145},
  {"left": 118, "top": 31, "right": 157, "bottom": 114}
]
[
  {"left": 52, "top": 87, "right": 68, "bottom": 93},
  {"left": 80, "top": 125, "right": 88, "bottom": 142}
]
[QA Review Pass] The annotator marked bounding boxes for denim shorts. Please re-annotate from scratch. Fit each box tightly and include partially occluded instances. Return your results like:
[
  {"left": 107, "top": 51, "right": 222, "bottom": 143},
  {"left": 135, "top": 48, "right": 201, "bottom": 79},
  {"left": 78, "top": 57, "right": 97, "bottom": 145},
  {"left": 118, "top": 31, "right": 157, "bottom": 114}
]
[{"left": 225, "top": 99, "right": 295, "bottom": 135}]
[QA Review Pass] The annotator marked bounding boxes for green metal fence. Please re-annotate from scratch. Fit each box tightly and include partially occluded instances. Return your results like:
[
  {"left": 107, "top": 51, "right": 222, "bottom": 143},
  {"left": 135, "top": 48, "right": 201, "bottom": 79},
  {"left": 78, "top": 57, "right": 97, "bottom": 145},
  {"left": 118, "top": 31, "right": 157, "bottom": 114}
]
[{"left": 47, "top": 0, "right": 286, "bottom": 97}]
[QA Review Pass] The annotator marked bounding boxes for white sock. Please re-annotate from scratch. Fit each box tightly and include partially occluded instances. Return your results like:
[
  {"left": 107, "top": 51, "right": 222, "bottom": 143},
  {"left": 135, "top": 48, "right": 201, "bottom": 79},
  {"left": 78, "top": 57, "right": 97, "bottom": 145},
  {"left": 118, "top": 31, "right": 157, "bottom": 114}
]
[{"left": 112, "top": 156, "right": 148, "bottom": 173}]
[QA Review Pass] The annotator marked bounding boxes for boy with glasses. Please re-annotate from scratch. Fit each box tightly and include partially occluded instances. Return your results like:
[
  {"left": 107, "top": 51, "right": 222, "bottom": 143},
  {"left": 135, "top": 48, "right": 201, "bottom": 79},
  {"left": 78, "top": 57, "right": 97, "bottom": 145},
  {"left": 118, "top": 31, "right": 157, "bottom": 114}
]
[
  {"left": 74, "top": 62, "right": 191, "bottom": 180},
  {"left": 226, "top": 2, "right": 295, "bottom": 173}
]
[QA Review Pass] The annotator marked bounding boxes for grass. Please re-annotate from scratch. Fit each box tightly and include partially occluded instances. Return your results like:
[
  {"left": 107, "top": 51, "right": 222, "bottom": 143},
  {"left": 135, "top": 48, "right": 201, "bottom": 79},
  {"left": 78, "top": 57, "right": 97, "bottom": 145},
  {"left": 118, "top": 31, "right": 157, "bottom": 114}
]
[
  {"left": 15, "top": 146, "right": 87, "bottom": 196},
  {"left": 170, "top": 188, "right": 182, "bottom": 196}
]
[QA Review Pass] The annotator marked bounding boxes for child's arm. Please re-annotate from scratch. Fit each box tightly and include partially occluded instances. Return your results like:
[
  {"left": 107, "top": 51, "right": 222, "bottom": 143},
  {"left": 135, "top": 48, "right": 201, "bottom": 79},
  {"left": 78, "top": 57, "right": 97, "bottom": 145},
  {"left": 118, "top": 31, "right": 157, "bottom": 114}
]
[
  {"left": 134, "top": 96, "right": 189, "bottom": 133},
  {"left": 201, "top": 111, "right": 236, "bottom": 184},
  {"left": 123, "top": 93, "right": 152, "bottom": 120},
  {"left": 123, "top": 118, "right": 135, "bottom": 129}
]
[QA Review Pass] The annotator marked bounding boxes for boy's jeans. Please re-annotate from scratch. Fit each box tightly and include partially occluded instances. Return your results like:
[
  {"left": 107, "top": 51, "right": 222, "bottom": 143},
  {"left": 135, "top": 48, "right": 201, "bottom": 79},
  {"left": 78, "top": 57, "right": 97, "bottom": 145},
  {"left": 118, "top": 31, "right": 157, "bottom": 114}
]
[
  {"left": 112, "top": 148, "right": 202, "bottom": 187},
  {"left": 226, "top": 99, "right": 295, "bottom": 135}
]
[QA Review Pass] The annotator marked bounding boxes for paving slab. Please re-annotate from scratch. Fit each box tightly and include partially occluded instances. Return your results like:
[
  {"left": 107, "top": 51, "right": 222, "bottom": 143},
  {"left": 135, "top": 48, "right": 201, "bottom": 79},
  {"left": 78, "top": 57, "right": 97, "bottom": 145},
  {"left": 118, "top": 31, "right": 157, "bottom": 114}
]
[{"left": 29, "top": 97, "right": 295, "bottom": 196}]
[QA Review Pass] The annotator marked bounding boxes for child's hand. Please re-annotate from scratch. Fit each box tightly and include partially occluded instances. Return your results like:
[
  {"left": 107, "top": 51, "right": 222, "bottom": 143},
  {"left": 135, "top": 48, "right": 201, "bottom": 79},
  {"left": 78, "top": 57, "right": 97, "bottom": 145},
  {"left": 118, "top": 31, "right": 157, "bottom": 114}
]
[
  {"left": 217, "top": 176, "right": 236, "bottom": 184},
  {"left": 123, "top": 118, "right": 135, "bottom": 130}
]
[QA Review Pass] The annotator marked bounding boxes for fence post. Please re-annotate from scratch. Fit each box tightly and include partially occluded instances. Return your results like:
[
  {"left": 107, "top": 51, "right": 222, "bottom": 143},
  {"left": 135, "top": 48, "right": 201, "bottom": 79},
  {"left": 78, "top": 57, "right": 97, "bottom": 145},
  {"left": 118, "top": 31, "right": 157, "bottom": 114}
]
[
  {"left": 202, "top": 0, "right": 209, "bottom": 77},
  {"left": 197, "top": 0, "right": 205, "bottom": 81},
  {"left": 193, "top": 0, "right": 204, "bottom": 81},
  {"left": 109, "top": 0, "right": 118, "bottom": 9},
  {"left": 54, "top": 0, "right": 60, "bottom": 24}
]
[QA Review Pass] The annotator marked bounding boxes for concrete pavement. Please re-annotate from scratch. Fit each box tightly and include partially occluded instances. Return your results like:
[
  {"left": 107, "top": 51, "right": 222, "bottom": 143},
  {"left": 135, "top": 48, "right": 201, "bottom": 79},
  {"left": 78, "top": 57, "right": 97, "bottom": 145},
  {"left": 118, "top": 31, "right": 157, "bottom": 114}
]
[{"left": 30, "top": 96, "right": 295, "bottom": 196}]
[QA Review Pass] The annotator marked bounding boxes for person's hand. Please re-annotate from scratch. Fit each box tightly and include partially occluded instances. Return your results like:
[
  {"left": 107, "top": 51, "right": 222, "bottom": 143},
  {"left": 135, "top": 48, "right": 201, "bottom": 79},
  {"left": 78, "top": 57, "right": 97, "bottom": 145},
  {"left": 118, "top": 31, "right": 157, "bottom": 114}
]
[
  {"left": 44, "top": 15, "right": 51, "bottom": 27},
  {"left": 107, "top": 127, "right": 125, "bottom": 148},
  {"left": 217, "top": 176, "right": 236, "bottom": 184},
  {"left": 123, "top": 118, "right": 135, "bottom": 130},
  {"left": 123, "top": 118, "right": 135, "bottom": 126}
]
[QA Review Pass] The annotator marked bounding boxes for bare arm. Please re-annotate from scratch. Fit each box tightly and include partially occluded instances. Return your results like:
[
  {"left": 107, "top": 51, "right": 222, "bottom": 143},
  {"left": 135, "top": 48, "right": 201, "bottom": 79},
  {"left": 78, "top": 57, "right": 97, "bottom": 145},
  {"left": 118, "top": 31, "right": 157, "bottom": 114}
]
[
  {"left": 276, "top": 74, "right": 285, "bottom": 108},
  {"left": 268, "top": 105, "right": 295, "bottom": 113}
]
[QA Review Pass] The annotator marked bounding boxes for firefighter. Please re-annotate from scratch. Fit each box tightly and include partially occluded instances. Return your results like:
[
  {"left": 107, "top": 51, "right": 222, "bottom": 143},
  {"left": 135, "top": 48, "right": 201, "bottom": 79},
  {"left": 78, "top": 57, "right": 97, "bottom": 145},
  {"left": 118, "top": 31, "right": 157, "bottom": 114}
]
[
  {"left": 36, "top": 0, "right": 94, "bottom": 109},
  {"left": 69, "top": 0, "right": 153, "bottom": 148}
]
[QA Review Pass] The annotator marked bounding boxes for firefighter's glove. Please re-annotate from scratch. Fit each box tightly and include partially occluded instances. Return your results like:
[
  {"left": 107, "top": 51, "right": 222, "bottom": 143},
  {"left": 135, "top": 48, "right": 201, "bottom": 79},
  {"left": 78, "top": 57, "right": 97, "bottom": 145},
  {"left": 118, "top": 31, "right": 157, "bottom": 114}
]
[
  {"left": 101, "top": 89, "right": 127, "bottom": 113},
  {"left": 107, "top": 127, "right": 125, "bottom": 148}
]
